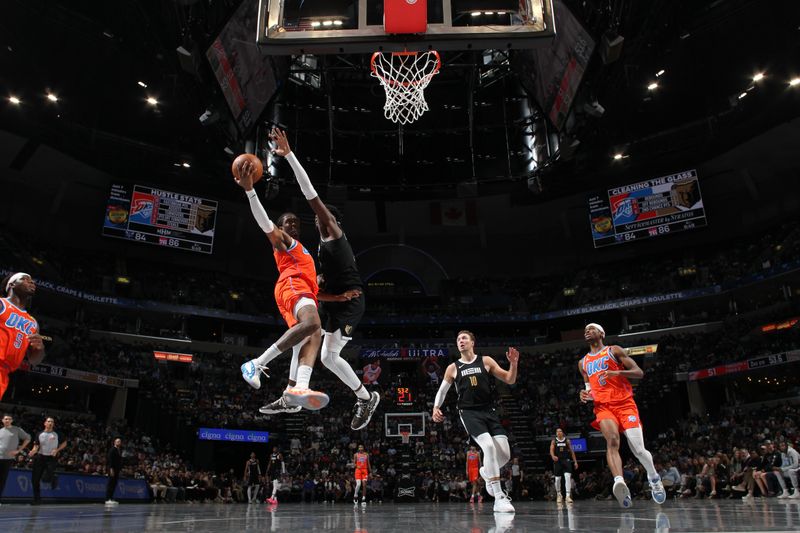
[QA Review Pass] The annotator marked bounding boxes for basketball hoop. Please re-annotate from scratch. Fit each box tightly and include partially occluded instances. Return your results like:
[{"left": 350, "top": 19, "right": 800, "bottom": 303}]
[
  {"left": 400, "top": 430, "right": 411, "bottom": 445},
  {"left": 370, "top": 50, "right": 441, "bottom": 125}
]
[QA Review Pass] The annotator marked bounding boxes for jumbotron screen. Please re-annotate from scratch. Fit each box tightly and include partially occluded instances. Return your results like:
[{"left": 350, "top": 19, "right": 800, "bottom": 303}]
[
  {"left": 102, "top": 184, "right": 218, "bottom": 254},
  {"left": 588, "top": 169, "right": 707, "bottom": 248}
]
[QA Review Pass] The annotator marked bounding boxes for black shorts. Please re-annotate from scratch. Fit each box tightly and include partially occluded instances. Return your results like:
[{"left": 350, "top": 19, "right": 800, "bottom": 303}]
[
  {"left": 458, "top": 408, "right": 507, "bottom": 440},
  {"left": 319, "top": 294, "right": 365, "bottom": 336},
  {"left": 553, "top": 459, "right": 573, "bottom": 476}
]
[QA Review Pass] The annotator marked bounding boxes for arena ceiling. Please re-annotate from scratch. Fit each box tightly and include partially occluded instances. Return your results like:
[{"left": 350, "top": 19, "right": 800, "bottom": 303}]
[{"left": 1, "top": 0, "right": 798, "bottom": 204}]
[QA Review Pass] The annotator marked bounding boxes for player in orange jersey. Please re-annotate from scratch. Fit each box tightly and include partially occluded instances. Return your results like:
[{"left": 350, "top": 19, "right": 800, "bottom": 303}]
[
  {"left": 466, "top": 445, "right": 483, "bottom": 503},
  {"left": 235, "top": 159, "right": 328, "bottom": 411},
  {"left": 0, "top": 273, "right": 45, "bottom": 400},
  {"left": 578, "top": 323, "right": 665, "bottom": 508},
  {"left": 353, "top": 444, "right": 370, "bottom": 507}
]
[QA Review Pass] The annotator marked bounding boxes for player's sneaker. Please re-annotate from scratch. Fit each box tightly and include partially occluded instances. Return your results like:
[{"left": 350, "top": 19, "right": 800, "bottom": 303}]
[
  {"left": 353, "top": 498, "right": 359, "bottom": 505},
  {"left": 565, "top": 494, "right": 573, "bottom": 504},
  {"left": 105, "top": 499, "right": 118, "bottom": 506},
  {"left": 493, "top": 495, "right": 515, "bottom": 513},
  {"left": 266, "top": 497, "right": 277, "bottom": 504},
  {"left": 613, "top": 480, "right": 633, "bottom": 509},
  {"left": 283, "top": 387, "right": 330, "bottom": 410},
  {"left": 790, "top": 490, "right": 800, "bottom": 499},
  {"left": 556, "top": 493, "right": 563, "bottom": 504},
  {"left": 480, "top": 467, "right": 494, "bottom": 496},
  {"left": 259, "top": 395, "right": 301, "bottom": 415},
  {"left": 241, "top": 360, "right": 269, "bottom": 389},
  {"left": 741, "top": 493, "right": 754, "bottom": 502},
  {"left": 778, "top": 491, "right": 790, "bottom": 499},
  {"left": 351, "top": 391, "right": 381, "bottom": 430},
  {"left": 361, "top": 499, "right": 367, "bottom": 507},
  {"left": 649, "top": 476, "right": 667, "bottom": 504},
  {"left": 470, "top": 495, "right": 475, "bottom": 503},
  {"left": 478, "top": 495, "right": 483, "bottom": 503}
]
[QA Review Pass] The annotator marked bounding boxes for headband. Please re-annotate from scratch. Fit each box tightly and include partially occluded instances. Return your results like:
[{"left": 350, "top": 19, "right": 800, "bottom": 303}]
[
  {"left": 586, "top": 322, "right": 605, "bottom": 337},
  {"left": 5, "top": 272, "right": 30, "bottom": 294}
]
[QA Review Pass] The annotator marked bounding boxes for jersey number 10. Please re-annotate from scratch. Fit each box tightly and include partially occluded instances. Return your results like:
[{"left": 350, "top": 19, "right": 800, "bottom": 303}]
[{"left": 469, "top": 376, "right": 478, "bottom": 387}]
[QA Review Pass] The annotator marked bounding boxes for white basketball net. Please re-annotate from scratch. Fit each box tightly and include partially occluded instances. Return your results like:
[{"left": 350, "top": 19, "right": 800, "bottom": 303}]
[{"left": 370, "top": 51, "right": 441, "bottom": 125}]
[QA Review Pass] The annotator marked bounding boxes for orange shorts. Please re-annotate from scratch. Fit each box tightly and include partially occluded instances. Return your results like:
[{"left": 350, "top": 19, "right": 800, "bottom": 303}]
[
  {"left": 468, "top": 468, "right": 479, "bottom": 483},
  {"left": 274, "top": 276, "right": 318, "bottom": 328},
  {"left": 591, "top": 397, "right": 642, "bottom": 432},
  {"left": 355, "top": 469, "right": 368, "bottom": 481}
]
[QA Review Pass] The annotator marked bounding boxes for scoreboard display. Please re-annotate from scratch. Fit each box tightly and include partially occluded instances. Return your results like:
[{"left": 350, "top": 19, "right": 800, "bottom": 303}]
[
  {"left": 589, "top": 169, "right": 707, "bottom": 248},
  {"left": 394, "top": 386, "right": 416, "bottom": 407},
  {"left": 102, "top": 184, "right": 218, "bottom": 254}
]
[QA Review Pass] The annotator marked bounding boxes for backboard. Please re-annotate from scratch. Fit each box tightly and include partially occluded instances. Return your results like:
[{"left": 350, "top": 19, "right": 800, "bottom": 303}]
[
  {"left": 385, "top": 412, "right": 426, "bottom": 439},
  {"left": 257, "top": 0, "right": 555, "bottom": 54}
]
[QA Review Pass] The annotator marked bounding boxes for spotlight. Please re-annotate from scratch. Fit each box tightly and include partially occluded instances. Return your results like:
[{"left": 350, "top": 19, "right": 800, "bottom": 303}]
[
  {"left": 322, "top": 20, "right": 333, "bottom": 26},
  {"left": 138, "top": 81, "right": 148, "bottom": 88},
  {"left": 471, "top": 12, "right": 481, "bottom": 16},
  {"left": 182, "top": 162, "right": 191, "bottom": 168},
  {"left": 311, "top": 21, "right": 321, "bottom": 27},
  {"left": 46, "top": 93, "right": 58, "bottom": 102},
  {"left": 647, "top": 82, "right": 658, "bottom": 91},
  {"left": 738, "top": 92, "right": 747, "bottom": 99},
  {"left": 656, "top": 69, "right": 665, "bottom": 77},
  {"left": 8, "top": 96, "right": 21, "bottom": 105},
  {"left": 484, "top": 12, "right": 494, "bottom": 15},
  {"left": 752, "top": 72, "right": 765, "bottom": 82},
  {"left": 333, "top": 20, "right": 343, "bottom": 26},
  {"left": 789, "top": 78, "right": 800, "bottom": 87},
  {"left": 147, "top": 97, "right": 159, "bottom": 106},
  {"left": 613, "top": 153, "right": 624, "bottom": 160}
]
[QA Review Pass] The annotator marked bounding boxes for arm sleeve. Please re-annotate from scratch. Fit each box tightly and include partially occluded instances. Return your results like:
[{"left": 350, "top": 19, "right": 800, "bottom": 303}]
[
  {"left": 285, "top": 152, "right": 318, "bottom": 201},
  {"left": 433, "top": 379, "right": 452, "bottom": 408},
  {"left": 246, "top": 190, "right": 275, "bottom": 234}
]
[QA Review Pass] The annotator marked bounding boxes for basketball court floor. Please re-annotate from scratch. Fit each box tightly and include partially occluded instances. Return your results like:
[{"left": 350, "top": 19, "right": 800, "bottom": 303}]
[{"left": 0, "top": 500, "right": 798, "bottom": 532}]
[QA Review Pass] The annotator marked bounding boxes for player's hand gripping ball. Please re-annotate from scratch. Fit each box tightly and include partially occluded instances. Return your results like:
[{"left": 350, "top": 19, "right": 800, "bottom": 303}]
[{"left": 231, "top": 154, "right": 263, "bottom": 187}]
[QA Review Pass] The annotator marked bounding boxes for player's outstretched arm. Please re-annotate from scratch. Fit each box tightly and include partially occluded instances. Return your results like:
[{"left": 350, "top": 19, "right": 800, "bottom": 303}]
[
  {"left": 317, "top": 288, "right": 362, "bottom": 302},
  {"left": 270, "top": 128, "right": 342, "bottom": 241},
  {"left": 432, "top": 363, "right": 456, "bottom": 422},
  {"left": 483, "top": 347, "right": 519, "bottom": 384},
  {"left": 234, "top": 159, "right": 292, "bottom": 251}
]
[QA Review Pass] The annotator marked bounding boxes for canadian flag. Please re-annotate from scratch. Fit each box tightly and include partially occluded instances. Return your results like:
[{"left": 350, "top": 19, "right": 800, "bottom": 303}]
[{"left": 430, "top": 200, "right": 477, "bottom": 226}]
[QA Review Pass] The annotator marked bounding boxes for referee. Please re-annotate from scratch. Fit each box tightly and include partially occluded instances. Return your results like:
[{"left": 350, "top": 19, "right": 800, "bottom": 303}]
[
  {"left": 29, "top": 417, "right": 66, "bottom": 505},
  {"left": 0, "top": 414, "right": 31, "bottom": 505}
]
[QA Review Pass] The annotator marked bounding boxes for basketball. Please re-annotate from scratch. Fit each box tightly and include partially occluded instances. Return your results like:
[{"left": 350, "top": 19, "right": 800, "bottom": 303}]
[{"left": 231, "top": 153, "right": 263, "bottom": 184}]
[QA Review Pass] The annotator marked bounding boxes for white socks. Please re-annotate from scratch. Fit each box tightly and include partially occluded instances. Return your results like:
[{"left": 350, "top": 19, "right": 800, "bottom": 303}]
[
  {"left": 255, "top": 344, "right": 281, "bottom": 367},
  {"left": 296, "top": 365, "right": 313, "bottom": 389},
  {"left": 489, "top": 480, "right": 505, "bottom": 498},
  {"left": 555, "top": 476, "right": 562, "bottom": 492}
]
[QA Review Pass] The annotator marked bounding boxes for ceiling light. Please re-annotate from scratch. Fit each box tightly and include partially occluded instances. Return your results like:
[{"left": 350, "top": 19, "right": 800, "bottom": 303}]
[
  {"left": 146, "top": 97, "right": 158, "bottom": 106},
  {"left": 656, "top": 69, "right": 665, "bottom": 77},
  {"left": 182, "top": 162, "right": 191, "bottom": 168},
  {"left": 647, "top": 82, "right": 658, "bottom": 90},
  {"left": 322, "top": 20, "right": 333, "bottom": 26},
  {"left": 8, "top": 96, "right": 21, "bottom": 105},
  {"left": 738, "top": 92, "right": 747, "bottom": 99},
  {"left": 46, "top": 93, "right": 58, "bottom": 102},
  {"left": 137, "top": 81, "right": 148, "bottom": 88},
  {"left": 789, "top": 78, "right": 800, "bottom": 87},
  {"left": 333, "top": 20, "right": 343, "bottom": 26},
  {"left": 484, "top": 12, "right": 494, "bottom": 15},
  {"left": 471, "top": 12, "right": 481, "bottom": 16},
  {"left": 613, "top": 153, "right": 624, "bottom": 160},
  {"left": 311, "top": 21, "right": 321, "bottom": 27},
  {"left": 497, "top": 11, "right": 507, "bottom": 15},
  {"left": 752, "top": 72, "right": 765, "bottom": 82}
]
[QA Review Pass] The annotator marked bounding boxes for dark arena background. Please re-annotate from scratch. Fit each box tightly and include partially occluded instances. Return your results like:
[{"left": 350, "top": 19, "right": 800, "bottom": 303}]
[{"left": 1, "top": 0, "right": 800, "bottom": 531}]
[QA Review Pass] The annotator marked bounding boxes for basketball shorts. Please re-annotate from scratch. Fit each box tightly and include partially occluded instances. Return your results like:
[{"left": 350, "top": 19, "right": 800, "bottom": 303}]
[
  {"left": 458, "top": 408, "right": 507, "bottom": 440},
  {"left": 553, "top": 459, "right": 573, "bottom": 476},
  {"left": 468, "top": 468, "right": 479, "bottom": 483},
  {"left": 319, "top": 292, "right": 365, "bottom": 337},
  {"left": 355, "top": 469, "right": 368, "bottom": 481},
  {"left": 274, "top": 276, "right": 318, "bottom": 328},
  {"left": 591, "top": 397, "right": 642, "bottom": 432}
]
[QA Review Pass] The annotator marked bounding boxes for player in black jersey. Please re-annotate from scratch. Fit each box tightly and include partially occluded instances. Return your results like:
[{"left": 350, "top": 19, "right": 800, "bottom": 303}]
[
  {"left": 550, "top": 428, "right": 578, "bottom": 504},
  {"left": 259, "top": 128, "right": 380, "bottom": 430},
  {"left": 432, "top": 330, "right": 519, "bottom": 514}
]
